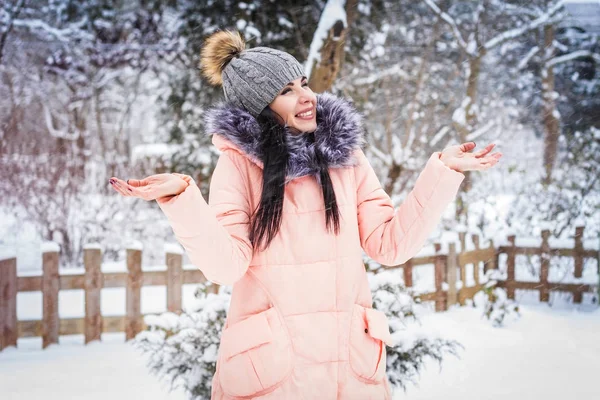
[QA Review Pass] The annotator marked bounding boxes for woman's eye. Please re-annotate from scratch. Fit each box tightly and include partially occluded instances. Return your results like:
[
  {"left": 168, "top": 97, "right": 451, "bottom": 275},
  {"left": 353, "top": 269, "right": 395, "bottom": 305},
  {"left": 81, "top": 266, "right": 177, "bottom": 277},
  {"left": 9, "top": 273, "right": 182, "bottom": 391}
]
[{"left": 281, "top": 88, "right": 291, "bottom": 95}]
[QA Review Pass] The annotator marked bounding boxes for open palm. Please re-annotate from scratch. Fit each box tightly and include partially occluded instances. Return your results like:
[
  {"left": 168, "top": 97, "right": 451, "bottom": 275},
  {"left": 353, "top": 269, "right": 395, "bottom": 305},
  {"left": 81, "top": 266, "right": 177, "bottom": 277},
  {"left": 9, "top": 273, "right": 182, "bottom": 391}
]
[
  {"left": 109, "top": 173, "right": 189, "bottom": 201},
  {"left": 440, "top": 142, "right": 502, "bottom": 173}
]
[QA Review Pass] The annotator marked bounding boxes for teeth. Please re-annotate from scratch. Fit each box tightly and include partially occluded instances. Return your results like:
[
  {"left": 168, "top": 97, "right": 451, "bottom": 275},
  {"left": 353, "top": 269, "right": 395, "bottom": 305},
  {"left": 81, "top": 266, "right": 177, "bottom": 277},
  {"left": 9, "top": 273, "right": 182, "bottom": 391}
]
[{"left": 297, "top": 110, "right": 313, "bottom": 118}]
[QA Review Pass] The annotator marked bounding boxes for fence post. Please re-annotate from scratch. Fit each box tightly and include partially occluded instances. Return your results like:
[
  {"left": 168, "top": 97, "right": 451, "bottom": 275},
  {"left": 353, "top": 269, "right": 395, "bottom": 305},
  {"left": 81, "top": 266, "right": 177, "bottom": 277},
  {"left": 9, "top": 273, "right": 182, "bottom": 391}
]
[
  {"left": 574, "top": 226, "right": 584, "bottom": 278},
  {"left": 434, "top": 243, "right": 445, "bottom": 312},
  {"left": 540, "top": 229, "right": 551, "bottom": 303},
  {"left": 458, "top": 231, "right": 466, "bottom": 253},
  {"left": 165, "top": 244, "right": 183, "bottom": 313},
  {"left": 506, "top": 235, "right": 516, "bottom": 300},
  {"left": 126, "top": 242, "right": 143, "bottom": 340},
  {"left": 573, "top": 226, "right": 584, "bottom": 303},
  {"left": 42, "top": 242, "right": 60, "bottom": 349},
  {"left": 472, "top": 234, "right": 480, "bottom": 285},
  {"left": 457, "top": 232, "right": 466, "bottom": 284},
  {"left": 0, "top": 255, "right": 18, "bottom": 351},
  {"left": 446, "top": 242, "right": 458, "bottom": 308},
  {"left": 84, "top": 244, "right": 103, "bottom": 344},
  {"left": 487, "top": 239, "right": 497, "bottom": 273},
  {"left": 403, "top": 259, "right": 413, "bottom": 288}
]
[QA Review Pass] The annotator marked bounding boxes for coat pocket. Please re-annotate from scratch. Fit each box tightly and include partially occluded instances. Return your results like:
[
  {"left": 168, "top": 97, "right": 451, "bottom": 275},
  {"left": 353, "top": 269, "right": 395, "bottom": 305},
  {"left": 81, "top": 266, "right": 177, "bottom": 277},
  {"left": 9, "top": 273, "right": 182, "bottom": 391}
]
[
  {"left": 218, "top": 307, "right": 293, "bottom": 398},
  {"left": 348, "top": 304, "right": 393, "bottom": 383}
]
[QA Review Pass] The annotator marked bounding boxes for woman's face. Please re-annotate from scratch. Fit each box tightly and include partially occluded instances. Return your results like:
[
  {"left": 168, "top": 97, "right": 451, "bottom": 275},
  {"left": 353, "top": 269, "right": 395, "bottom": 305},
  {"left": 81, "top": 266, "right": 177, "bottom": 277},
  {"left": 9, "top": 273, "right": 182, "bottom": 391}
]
[{"left": 269, "top": 76, "right": 317, "bottom": 133}]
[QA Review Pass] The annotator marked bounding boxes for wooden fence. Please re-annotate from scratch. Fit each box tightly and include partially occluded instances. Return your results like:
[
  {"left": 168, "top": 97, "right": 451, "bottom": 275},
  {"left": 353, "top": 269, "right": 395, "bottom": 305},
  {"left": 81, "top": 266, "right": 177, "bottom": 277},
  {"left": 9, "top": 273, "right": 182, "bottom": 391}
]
[
  {"left": 378, "top": 225, "right": 599, "bottom": 311},
  {"left": 1, "top": 225, "right": 598, "bottom": 351},
  {"left": 0, "top": 243, "right": 207, "bottom": 351}
]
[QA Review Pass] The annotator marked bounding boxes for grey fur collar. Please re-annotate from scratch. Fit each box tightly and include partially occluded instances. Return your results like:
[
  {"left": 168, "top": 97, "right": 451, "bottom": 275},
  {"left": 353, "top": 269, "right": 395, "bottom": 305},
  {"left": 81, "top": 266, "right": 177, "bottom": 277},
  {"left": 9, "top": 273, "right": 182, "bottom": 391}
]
[{"left": 204, "top": 92, "right": 365, "bottom": 181}]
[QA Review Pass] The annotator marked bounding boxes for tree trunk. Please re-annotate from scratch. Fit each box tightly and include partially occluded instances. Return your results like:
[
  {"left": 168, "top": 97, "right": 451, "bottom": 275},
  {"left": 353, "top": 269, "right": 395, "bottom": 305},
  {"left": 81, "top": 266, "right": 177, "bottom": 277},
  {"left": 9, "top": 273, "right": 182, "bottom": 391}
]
[
  {"left": 307, "top": 0, "right": 358, "bottom": 93},
  {"left": 541, "top": 24, "right": 560, "bottom": 185}
]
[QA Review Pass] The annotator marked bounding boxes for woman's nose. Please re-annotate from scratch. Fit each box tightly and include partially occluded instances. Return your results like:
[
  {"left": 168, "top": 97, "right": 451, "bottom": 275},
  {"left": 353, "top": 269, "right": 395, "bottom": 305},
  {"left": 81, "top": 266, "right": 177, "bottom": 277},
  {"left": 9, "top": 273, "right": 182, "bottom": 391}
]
[{"left": 299, "top": 92, "right": 315, "bottom": 104}]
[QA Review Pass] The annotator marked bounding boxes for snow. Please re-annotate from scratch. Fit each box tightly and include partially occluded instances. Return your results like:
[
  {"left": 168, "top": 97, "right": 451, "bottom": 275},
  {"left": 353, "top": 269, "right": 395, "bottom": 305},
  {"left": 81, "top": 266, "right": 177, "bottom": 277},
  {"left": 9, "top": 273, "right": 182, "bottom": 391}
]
[
  {"left": 40, "top": 241, "right": 60, "bottom": 253},
  {"left": 401, "top": 305, "right": 600, "bottom": 399},
  {"left": 352, "top": 64, "right": 409, "bottom": 86},
  {"left": 452, "top": 97, "right": 471, "bottom": 126},
  {"left": 2, "top": 305, "right": 598, "bottom": 399},
  {"left": 83, "top": 243, "right": 103, "bottom": 250},
  {"left": 131, "top": 143, "right": 178, "bottom": 162},
  {"left": 0, "top": 333, "right": 188, "bottom": 400},
  {"left": 304, "top": 0, "right": 347, "bottom": 79},
  {"left": 423, "top": 0, "right": 469, "bottom": 52},
  {"left": 0, "top": 247, "right": 17, "bottom": 261},
  {"left": 125, "top": 239, "right": 143, "bottom": 251},
  {"left": 429, "top": 126, "right": 450, "bottom": 147},
  {"left": 518, "top": 46, "right": 540, "bottom": 70},
  {"left": 484, "top": 1, "right": 566, "bottom": 51},
  {"left": 164, "top": 242, "right": 184, "bottom": 255},
  {"left": 547, "top": 49, "right": 600, "bottom": 67}
]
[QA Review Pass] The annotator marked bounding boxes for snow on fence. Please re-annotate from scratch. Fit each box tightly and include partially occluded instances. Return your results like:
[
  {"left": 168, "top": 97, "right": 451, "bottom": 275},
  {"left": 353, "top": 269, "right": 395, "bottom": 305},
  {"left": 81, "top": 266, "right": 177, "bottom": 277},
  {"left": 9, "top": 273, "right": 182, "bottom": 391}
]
[
  {"left": 375, "top": 226, "right": 599, "bottom": 311},
  {"left": 0, "top": 226, "right": 598, "bottom": 351},
  {"left": 0, "top": 242, "right": 207, "bottom": 351}
]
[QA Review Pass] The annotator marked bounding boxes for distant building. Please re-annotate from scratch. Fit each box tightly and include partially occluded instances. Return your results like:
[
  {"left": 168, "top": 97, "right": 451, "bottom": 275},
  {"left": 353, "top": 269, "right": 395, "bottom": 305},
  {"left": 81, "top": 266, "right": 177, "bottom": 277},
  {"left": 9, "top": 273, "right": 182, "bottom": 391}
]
[{"left": 563, "top": 1, "right": 600, "bottom": 34}]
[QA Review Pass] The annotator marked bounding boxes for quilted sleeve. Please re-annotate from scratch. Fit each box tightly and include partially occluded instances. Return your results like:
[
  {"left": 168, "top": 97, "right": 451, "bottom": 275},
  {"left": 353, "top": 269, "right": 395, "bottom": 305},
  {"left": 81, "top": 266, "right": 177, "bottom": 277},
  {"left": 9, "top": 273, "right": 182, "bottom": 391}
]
[
  {"left": 156, "top": 151, "right": 253, "bottom": 285},
  {"left": 354, "top": 148, "right": 465, "bottom": 266}
]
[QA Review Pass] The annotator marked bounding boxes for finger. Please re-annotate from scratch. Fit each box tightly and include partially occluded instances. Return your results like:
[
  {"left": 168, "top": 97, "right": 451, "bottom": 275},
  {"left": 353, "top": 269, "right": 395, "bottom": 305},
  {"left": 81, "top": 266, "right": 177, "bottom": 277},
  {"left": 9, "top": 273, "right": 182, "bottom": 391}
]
[
  {"left": 460, "top": 142, "right": 476, "bottom": 153},
  {"left": 127, "top": 178, "right": 149, "bottom": 188},
  {"left": 110, "top": 180, "right": 130, "bottom": 197},
  {"left": 113, "top": 178, "right": 134, "bottom": 196},
  {"left": 171, "top": 173, "right": 191, "bottom": 184},
  {"left": 130, "top": 185, "right": 156, "bottom": 200},
  {"left": 128, "top": 186, "right": 153, "bottom": 201},
  {"left": 479, "top": 159, "right": 498, "bottom": 169},
  {"left": 474, "top": 144, "right": 495, "bottom": 158},
  {"left": 109, "top": 178, "right": 127, "bottom": 195},
  {"left": 108, "top": 180, "right": 124, "bottom": 195}
]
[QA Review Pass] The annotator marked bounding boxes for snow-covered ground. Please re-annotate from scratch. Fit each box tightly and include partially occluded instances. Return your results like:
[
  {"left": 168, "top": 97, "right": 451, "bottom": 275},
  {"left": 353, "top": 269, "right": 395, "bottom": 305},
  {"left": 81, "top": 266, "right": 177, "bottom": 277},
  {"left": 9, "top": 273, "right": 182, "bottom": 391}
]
[
  {"left": 401, "top": 304, "right": 600, "bottom": 400},
  {"left": 1, "top": 303, "right": 598, "bottom": 400}
]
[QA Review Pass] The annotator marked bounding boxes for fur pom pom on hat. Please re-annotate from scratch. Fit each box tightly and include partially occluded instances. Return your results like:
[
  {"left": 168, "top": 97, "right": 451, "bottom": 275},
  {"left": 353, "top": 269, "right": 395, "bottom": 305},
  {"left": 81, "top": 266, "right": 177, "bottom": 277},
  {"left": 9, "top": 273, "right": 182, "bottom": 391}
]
[
  {"left": 200, "top": 31, "right": 246, "bottom": 86},
  {"left": 199, "top": 30, "right": 305, "bottom": 117}
]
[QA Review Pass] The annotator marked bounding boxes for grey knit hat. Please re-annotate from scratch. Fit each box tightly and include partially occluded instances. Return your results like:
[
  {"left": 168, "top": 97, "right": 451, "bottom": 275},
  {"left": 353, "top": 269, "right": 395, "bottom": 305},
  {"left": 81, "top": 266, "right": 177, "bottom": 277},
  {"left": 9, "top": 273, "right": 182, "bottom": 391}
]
[{"left": 200, "top": 31, "right": 305, "bottom": 117}]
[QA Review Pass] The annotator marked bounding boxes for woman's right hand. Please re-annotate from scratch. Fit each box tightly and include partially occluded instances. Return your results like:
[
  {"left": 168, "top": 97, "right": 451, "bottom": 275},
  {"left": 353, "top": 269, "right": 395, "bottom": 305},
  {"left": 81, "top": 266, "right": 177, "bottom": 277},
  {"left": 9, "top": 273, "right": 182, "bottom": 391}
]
[{"left": 109, "top": 173, "right": 190, "bottom": 201}]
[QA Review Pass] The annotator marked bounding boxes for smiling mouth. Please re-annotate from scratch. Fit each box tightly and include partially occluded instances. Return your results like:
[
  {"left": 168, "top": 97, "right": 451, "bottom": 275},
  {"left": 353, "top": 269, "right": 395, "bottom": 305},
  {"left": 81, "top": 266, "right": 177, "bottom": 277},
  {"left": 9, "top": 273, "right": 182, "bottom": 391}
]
[{"left": 295, "top": 109, "right": 315, "bottom": 120}]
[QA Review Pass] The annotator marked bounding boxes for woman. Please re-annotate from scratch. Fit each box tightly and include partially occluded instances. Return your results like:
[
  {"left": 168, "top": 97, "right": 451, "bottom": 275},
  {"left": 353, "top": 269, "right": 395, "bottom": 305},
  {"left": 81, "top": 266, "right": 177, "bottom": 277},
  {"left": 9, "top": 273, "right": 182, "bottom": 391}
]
[{"left": 110, "top": 30, "right": 501, "bottom": 399}]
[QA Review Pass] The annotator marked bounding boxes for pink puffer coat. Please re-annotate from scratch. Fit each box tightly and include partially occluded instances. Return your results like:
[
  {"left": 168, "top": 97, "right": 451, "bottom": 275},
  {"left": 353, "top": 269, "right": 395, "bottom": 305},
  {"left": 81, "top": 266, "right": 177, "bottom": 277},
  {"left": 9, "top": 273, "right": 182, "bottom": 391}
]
[{"left": 157, "top": 94, "right": 465, "bottom": 399}]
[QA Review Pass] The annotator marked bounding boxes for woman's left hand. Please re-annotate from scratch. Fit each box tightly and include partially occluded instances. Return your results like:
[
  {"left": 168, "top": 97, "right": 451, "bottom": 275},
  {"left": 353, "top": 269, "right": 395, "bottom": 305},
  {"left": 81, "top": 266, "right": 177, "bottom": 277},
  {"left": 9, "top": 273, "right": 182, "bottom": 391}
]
[{"left": 440, "top": 142, "right": 502, "bottom": 173}]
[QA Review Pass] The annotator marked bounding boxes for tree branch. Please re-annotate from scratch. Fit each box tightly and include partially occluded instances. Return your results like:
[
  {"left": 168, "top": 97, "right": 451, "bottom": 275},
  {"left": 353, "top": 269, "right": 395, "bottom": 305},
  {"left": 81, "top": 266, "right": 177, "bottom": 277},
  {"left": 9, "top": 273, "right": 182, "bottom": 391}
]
[
  {"left": 547, "top": 50, "right": 600, "bottom": 67},
  {"left": 484, "top": 1, "right": 565, "bottom": 51},
  {"left": 423, "top": 0, "right": 469, "bottom": 53}
]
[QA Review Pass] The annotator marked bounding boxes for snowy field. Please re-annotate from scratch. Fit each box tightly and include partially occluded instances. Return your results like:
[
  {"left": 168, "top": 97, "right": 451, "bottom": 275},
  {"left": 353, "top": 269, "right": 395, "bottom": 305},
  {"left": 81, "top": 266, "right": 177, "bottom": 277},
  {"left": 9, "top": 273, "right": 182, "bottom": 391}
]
[{"left": 1, "top": 303, "right": 598, "bottom": 400}]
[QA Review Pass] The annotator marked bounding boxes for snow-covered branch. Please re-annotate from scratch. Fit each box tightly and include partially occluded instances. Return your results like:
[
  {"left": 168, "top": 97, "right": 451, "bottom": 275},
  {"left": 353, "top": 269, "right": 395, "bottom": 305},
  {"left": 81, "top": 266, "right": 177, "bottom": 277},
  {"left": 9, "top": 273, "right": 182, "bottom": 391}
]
[
  {"left": 43, "top": 104, "right": 80, "bottom": 141},
  {"left": 423, "top": 0, "right": 469, "bottom": 53},
  {"left": 367, "top": 142, "right": 393, "bottom": 167},
  {"left": 352, "top": 64, "right": 410, "bottom": 86},
  {"left": 547, "top": 50, "right": 600, "bottom": 67},
  {"left": 518, "top": 46, "right": 540, "bottom": 70},
  {"left": 553, "top": 40, "right": 568, "bottom": 52},
  {"left": 490, "top": 0, "right": 541, "bottom": 18},
  {"left": 466, "top": 120, "right": 495, "bottom": 141},
  {"left": 429, "top": 126, "right": 451, "bottom": 147},
  {"left": 484, "top": 1, "right": 565, "bottom": 51},
  {"left": 12, "top": 17, "right": 91, "bottom": 42},
  {"left": 305, "top": 0, "right": 347, "bottom": 80}
]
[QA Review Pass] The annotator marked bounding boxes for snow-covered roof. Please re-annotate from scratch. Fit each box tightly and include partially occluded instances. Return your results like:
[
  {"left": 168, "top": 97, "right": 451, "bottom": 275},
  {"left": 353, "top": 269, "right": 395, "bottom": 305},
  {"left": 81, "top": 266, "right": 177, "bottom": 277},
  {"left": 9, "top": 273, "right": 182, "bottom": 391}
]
[{"left": 563, "top": 1, "right": 600, "bottom": 34}]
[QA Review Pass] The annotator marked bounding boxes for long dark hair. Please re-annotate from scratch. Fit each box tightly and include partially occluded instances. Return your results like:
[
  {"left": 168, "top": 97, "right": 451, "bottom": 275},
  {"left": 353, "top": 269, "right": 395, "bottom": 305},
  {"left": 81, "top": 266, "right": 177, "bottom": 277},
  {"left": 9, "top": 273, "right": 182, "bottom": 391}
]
[{"left": 249, "top": 108, "right": 341, "bottom": 251}]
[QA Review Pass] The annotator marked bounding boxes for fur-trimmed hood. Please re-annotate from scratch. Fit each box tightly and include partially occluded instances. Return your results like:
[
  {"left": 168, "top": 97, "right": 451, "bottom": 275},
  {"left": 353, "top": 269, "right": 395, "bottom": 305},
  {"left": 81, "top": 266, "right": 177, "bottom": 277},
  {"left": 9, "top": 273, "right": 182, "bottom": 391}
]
[{"left": 204, "top": 92, "right": 365, "bottom": 181}]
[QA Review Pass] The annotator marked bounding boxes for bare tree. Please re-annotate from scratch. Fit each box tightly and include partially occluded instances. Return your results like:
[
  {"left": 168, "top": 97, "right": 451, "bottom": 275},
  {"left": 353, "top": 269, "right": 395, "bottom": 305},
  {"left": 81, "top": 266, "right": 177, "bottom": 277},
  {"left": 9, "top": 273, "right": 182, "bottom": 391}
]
[{"left": 306, "top": 0, "right": 359, "bottom": 93}]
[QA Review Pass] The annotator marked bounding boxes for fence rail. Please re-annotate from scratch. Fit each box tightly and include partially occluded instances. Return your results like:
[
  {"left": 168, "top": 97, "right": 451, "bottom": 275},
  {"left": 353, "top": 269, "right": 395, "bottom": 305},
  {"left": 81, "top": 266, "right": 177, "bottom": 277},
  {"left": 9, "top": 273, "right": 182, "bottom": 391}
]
[
  {"left": 375, "top": 225, "right": 598, "bottom": 311},
  {"left": 1, "top": 226, "right": 598, "bottom": 351}
]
